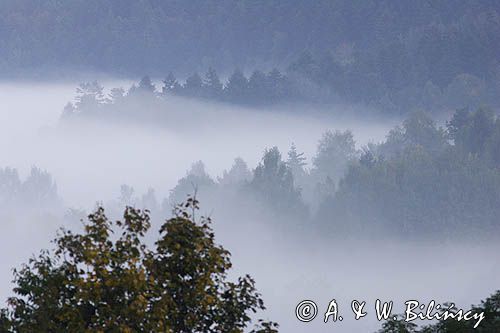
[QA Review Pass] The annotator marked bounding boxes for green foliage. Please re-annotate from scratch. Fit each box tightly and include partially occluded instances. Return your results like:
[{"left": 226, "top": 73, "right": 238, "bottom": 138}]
[{"left": 0, "top": 197, "right": 276, "bottom": 332}]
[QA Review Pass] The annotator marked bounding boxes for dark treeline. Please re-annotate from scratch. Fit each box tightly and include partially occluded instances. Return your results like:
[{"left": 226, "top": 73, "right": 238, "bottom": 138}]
[
  {"left": 62, "top": 66, "right": 500, "bottom": 115},
  {"left": 162, "top": 69, "right": 295, "bottom": 106},
  {"left": 2, "top": 1, "right": 500, "bottom": 111},
  {"left": 61, "top": 71, "right": 299, "bottom": 122}
]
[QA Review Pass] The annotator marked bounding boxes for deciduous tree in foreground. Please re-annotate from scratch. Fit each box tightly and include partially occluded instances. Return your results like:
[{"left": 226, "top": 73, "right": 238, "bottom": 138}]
[{"left": 0, "top": 197, "right": 278, "bottom": 333}]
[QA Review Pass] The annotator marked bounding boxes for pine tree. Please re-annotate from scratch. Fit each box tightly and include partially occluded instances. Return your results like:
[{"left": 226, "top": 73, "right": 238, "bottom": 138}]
[
  {"left": 75, "top": 81, "right": 106, "bottom": 111},
  {"left": 287, "top": 143, "right": 307, "bottom": 181},
  {"left": 162, "top": 72, "right": 181, "bottom": 95},
  {"left": 183, "top": 73, "right": 203, "bottom": 97},
  {"left": 109, "top": 87, "right": 125, "bottom": 103},
  {"left": 203, "top": 67, "right": 223, "bottom": 99},
  {"left": 224, "top": 69, "right": 248, "bottom": 102},
  {"left": 138, "top": 75, "right": 156, "bottom": 93}
]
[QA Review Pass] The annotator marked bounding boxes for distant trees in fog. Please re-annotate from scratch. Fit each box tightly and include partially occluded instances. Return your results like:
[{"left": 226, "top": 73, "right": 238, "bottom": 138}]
[
  {"left": 248, "top": 147, "right": 307, "bottom": 218},
  {"left": 0, "top": 166, "right": 61, "bottom": 216},
  {"left": 119, "top": 107, "right": 499, "bottom": 238},
  {"left": 316, "top": 108, "right": 500, "bottom": 237},
  {"left": 38, "top": 103, "right": 500, "bottom": 238}
]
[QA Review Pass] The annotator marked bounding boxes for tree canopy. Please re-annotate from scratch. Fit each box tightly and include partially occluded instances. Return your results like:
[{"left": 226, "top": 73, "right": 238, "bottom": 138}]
[{"left": 0, "top": 197, "right": 278, "bottom": 332}]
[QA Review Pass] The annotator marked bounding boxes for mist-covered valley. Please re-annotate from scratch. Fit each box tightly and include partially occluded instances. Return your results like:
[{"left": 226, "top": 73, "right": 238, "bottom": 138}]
[
  {"left": 0, "top": 81, "right": 393, "bottom": 207},
  {"left": 1, "top": 2, "right": 500, "bottom": 332},
  {"left": 0, "top": 80, "right": 499, "bottom": 332}
]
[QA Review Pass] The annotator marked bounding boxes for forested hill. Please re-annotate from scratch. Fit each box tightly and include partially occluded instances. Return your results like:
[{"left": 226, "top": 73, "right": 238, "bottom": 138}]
[
  {"left": 2, "top": 1, "right": 500, "bottom": 111},
  {"left": 1, "top": 0, "right": 498, "bottom": 75}
]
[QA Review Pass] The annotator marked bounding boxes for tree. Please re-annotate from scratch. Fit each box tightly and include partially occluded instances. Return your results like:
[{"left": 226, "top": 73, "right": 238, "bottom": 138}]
[
  {"left": 119, "top": 184, "right": 135, "bottom": 207},
  {"left": 128, "top": 76, "right": 156, "bottom": 96},
  {"left": 0, "top": 197, "right": 278, "bottom": 332},
  {"left": 162, "top": 72, "right": 181, "bottom": 95},
  {"left": 314, "top": 109, "right": 500, "bottom": 237},
  {"left": 401, "top": 111, "right": 447, "bottom": 154},
  {"left": 0, "top": 167, "right": 61, "bottom": 216},
  {"left": 140, "top": 187, "right": 158, "bottom": 213},
  {"left": 447, "top": 107, "right": 496, "bottom": 156},
  {"left": 0, "top": 167, "right": 21, "bottom": 208},
  {"left": 224, "top": 70, "right": 248, "bottom": 102},
  {"left": 266, "top": 69, "right": 288, "bottom": 102},
  {"left": 169, "top": 161, "right": 216, "bottom": 205},
  {"left": 376, "top": 315, "right": 418, "bottom": 333},
  {"left": 288, "top": 51, "right": 319, "bottom": 78},
  {"left": 203, "top": 67, "right": 223, "bottom": 99},
  {"left": 380, "top": 111, "right": 447, "bottom": 157},
  {"left": 108, "top": 87, "right": 126, "bottom": 104},
  {"left": 20, "top": 167, "right": 59, "bottom": 209},
  {"left": 61, "top": 102, "right": 76, "bottom": 118},
  {"left": 248, "top": 70, "right": 268, "bottom": 103},
  {"left": 75, "top": 81, "right": 106, "bottom": 111},
  {"left": 183, "top": 73, "right": 203, "bottom": 97},
  {"left": 287, "top": 143, "right": 307, "bottom": 179},
  {"left": 218, "top": 157, "right": 252, "bottom": 186},
  {"left": 250, "top": 147, "right": 306, "bottom": 217},
  {"left": 312, "top": 130, "right": 357, "bottom": 184},
  {"left": 138, "top": 75, "right": 156, "bottom": 93},
  {"left": 286, "top": 143, "right": 309, "bottom": 197}
]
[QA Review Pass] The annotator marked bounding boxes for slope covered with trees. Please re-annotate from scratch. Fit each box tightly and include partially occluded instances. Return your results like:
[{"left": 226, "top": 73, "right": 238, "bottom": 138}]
[
  {"left": 2, "top": 1, "right": 500, "bottom": 111},
  {"left": 136, "top": 108, "right": 499, "bottom": 239}
]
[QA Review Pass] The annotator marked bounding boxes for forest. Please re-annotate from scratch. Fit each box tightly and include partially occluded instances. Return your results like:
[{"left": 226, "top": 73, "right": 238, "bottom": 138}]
[
  {"left": 1, "top": 0, "right": 500, "bottom": 111},
  {"left": 6, "top": 102, "right": 499, "bottom": 240},
  {"left": 1, "top": 1, "right": 499, "bottom": 331}
]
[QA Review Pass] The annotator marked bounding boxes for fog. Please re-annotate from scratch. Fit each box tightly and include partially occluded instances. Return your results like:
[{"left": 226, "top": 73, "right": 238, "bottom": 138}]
[
  {"left": 0, "top": 82, "right": 498, "bottom": 332},
  {"left": 0, "top": 82, "right": 392, "bottom": 207}
]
